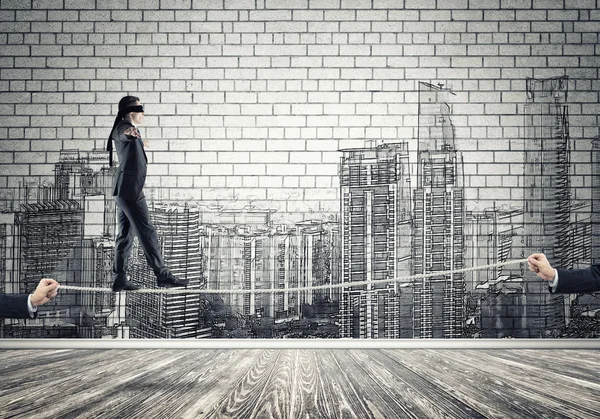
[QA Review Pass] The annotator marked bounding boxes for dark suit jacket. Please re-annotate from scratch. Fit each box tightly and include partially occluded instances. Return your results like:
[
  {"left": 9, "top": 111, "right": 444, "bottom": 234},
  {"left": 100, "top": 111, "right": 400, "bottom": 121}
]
[
  {"left": 0, "top": 294, "right": 32, "bottom": 319},
  {"left": 111, "top": 120, "right": 148, "bottom": 200},
  {"left": 553, "top": 266, "right": 600, "bottom": 294}
]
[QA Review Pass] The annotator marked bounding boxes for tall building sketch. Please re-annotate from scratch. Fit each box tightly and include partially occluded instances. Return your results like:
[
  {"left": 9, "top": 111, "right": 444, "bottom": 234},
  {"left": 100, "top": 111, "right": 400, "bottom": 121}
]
[
  {"left": 128, "top": 203, "right": 207, "bottom": 338},
  {"left": 464, "top": 208, "right": 525, "bottom": 338},
  {"left": 339, "top": 141, "right": 412, "bottom": 339},
  {"left": 522, "top": 76, "right": 571, "bottom": 337},
  {"left": 412, "top": 82, "right": 465, "bottom": 339},
  {"left": 592, "top": 137, "right": 600, "bottom": 265}
]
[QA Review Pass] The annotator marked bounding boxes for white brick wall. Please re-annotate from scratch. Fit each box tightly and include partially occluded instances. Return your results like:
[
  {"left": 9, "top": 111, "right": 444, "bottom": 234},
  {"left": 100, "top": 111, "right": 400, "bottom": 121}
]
[{"left": 0, "top": 0, "right": 599, "bottom": 217}]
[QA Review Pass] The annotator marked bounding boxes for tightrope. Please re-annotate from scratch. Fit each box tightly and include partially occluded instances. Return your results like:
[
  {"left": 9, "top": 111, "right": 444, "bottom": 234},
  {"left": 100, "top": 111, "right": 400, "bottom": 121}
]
[{"left": 58, "top": 258, "right": 529, "bottom": 295}]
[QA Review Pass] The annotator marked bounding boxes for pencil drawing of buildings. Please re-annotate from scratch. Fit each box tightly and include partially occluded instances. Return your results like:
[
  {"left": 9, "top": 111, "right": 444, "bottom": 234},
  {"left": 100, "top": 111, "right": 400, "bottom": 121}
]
[
  {"left": 412, "top": 82, "right": 465, "bottom": 339},
  {"left": 522, "top": 76, "right": 571, "bottom": 337},
  {"left": 339, "top": 141, "right": 412, "bottom": 338},
  {"left": 1, "top": 76, "right": 598, "bottom": 340},
  {"left": 128, "top": 203, "right": 207, "bottom": 339},
  {"left": 592, "top": 138, "right": 600, "bottom": 265}
]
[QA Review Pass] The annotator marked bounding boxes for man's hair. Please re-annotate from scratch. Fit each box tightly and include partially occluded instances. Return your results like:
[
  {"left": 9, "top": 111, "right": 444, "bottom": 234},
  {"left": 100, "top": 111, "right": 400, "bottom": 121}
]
[
  {"left": 119, "top": 95, "right": 140, "bottom": 110},
  {"left": 107, "top": 95, "right": 142, "bottom": 167}
]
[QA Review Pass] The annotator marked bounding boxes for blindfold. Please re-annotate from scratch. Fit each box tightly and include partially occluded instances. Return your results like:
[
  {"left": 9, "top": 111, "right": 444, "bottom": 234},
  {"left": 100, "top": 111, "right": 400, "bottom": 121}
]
[{"left": 118, "top": 105, "right": 144, "bottom": 114}]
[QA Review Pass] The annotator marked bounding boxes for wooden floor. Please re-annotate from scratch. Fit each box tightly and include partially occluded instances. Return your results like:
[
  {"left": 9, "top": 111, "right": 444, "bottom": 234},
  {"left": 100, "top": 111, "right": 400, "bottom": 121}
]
[{"left": 0, "top": 348, "right": 599, "bottom": 418}]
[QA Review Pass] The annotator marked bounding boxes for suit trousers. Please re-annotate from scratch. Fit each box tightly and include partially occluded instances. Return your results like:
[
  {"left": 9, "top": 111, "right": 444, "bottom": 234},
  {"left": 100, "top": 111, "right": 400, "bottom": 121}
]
[{"left": 112, "top": 192, "right": 167, "bottom": 280}]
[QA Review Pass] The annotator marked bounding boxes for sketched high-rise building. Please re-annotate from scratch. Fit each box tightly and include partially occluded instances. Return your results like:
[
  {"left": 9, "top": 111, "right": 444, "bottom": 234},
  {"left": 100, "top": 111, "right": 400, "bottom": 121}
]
[
  {"left": 241, "top": 228, "right": 274, "bottom": 317},
  {"left": 522, "top": 76, "right": 570, "bottom": 337},
  {"left": 412, "top": 82, "right": 465, "bottom": 339},
  {"left": 80, "top": 238, "right": 117, "bottom": 338},
  {"left": 205, "top": 225, "right": 248, "bottom": 315},
  {"left": 271, "top": 226, "right": 301, "bottom": 319},
  {"left": 10, "top": 199, "right": 83, "bottom": 337},
  {"left": 465, "top": 208, "right": 525, "bottom": 338},
  {"left": 339, "top": 141, "right": 412, "bottom": 339},
  {"left": 591, "top": 137, "right": 600, "bottom": 265},
  {"left": 54, "top": 149, "right": 117, "bottom": 238},
  {"left": 294, "top": 220, "right": 338, "bottom": 311},
  {"left": 128, "top": 204, "right": 206, "bottom": 338},
  {"left": 464, "top": 208, "right": 523, "bottom": 293},
  {"left": 0, "top": 221, "right": 6, "bottom": 336},
  {"left": 53, "top": 150, "right": 86, "bottom": 201}
]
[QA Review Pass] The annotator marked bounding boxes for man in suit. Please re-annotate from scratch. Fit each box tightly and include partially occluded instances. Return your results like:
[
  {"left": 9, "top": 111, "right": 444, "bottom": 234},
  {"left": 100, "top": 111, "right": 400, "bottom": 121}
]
[
  {"left": 0, "top": 278, "right": 59, "bottom": 319},
  {"left": 528, "top": 253, "right": 600, "bottom": 293},
  {"left": 107, "top": 96, "right": 188, "bottom": 292}
]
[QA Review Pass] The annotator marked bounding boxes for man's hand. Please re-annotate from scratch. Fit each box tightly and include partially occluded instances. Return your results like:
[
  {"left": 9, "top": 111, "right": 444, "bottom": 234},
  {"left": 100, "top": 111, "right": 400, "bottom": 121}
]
[
  {"left": 527, "top": 253, "right": 556, "bottom": 281},
  {"left": 142, "top": 139, "right": 149, "bottom": 148},
  {"left": 30, "top": 278, "right": 59, "bottom": 307}
]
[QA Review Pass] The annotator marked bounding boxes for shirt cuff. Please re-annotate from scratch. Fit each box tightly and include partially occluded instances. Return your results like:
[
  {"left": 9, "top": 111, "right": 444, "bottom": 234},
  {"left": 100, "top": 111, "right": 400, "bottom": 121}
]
[
  {"left": 27, "top": 295, "right": 38, "bottom": 318},
  {"left": 549, "top": 269, "right": 559, "bottom": 292}
]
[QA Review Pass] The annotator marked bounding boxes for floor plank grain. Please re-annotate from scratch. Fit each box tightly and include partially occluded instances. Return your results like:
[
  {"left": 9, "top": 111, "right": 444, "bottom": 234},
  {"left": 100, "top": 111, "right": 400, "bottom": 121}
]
[{"left": 0, "top": 349, "right": 599, "bottom": 419}]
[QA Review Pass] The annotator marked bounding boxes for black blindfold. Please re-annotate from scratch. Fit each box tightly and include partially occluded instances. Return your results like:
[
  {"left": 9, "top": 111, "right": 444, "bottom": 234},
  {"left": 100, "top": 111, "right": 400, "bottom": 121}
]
[{"left": 118, "top": 105, "right": 144, "bottom": 114}]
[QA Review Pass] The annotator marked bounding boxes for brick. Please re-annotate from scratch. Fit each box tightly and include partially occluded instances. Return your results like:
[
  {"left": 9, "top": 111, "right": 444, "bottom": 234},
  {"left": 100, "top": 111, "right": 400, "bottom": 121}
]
[
  {"left": 436, "top": 45, "right": 467, "bottom": 56},
  {"left": 159, "top": 0, "right": 191, "bottom": 8},
  {"left": 126, "top": 22, "right": 158, "bottom": 33},
  {"left": 94, "top": 45, "right": 126, "bottom": 56},
  {"left": 16, "top": 10, "right": 47, "bottom": 21},
  {"left": 452, "top": 11, "right": 483, "bottom": 22},
  {"left": 565, "top": 0, "right": 595, "bottom": 8},
  {"left": 468, "top": 21, "right": 499, "bottom": 32},
  {"left": 1, "top": 0, "right": 32, "bottom": 8},
  {"left": 94, "top": 22, "right": 127, "bottom": 33},
  {"left": 248, "top": 9, "right": 291, "bottom": 21},
  {"left": 404, "top": 45, "right": 435, "bottom": 55},
  {"left": 405, "top": 0, "right": 435, "bottom": 8},
  {"left": 339, "top": 21, "right": 371, "bottom": 32},
  {"left": 0, "top": 22, "right": 30, "bottom": 33}
]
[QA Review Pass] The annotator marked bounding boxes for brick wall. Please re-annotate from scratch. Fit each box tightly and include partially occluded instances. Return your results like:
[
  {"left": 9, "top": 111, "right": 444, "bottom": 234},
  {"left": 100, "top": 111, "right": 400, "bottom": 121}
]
[{"left": 0, "top": 0, "right": 599, "bottom": 221}]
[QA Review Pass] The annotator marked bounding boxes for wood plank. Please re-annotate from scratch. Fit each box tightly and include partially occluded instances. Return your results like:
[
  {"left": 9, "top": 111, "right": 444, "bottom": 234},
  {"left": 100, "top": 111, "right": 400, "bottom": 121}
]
[
  {"left": 339, "top": 349, "right": 487, "bottom": 418},
  {"left": 0, "top": 349, "right": 599, "bottom": 419},
  {"left": 380, "top": 349, "right": 600, "bottom": 419}
]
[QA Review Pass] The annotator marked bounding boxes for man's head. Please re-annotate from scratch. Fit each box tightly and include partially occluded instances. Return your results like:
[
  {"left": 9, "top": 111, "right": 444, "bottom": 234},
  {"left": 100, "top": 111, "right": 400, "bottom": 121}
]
[{"left": 118, "top": 95, "right": 144, "bottom": 126}]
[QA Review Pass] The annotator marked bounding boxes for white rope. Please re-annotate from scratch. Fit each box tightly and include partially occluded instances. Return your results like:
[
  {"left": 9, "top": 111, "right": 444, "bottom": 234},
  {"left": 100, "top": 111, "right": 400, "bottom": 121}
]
[{"left": 58, "top": 258, "right": 528, "bottom": 295}]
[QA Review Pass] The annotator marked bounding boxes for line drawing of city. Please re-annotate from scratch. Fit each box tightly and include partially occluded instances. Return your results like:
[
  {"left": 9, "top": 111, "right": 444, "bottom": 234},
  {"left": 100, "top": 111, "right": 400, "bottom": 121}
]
[{"left": 1, "top": 76, "right": 599, "bottom": 339}]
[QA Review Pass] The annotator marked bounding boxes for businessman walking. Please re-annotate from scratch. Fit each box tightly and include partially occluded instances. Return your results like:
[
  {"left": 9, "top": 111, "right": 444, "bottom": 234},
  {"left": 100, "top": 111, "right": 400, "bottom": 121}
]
[{"left": 107, "top": 96, "right": 188, "bottom": 292}]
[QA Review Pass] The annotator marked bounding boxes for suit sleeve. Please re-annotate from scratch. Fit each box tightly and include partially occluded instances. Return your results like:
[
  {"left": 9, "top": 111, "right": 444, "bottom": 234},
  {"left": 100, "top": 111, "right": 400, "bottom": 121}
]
[
  {"left": 0, "top": 294, "right": 32, "bottom": 319},
  {"left": 554, "top": 265, "right": 600, "bottom": 294},
  {"left": 117, "top": 124, "right": 141, "bottom": 142}
]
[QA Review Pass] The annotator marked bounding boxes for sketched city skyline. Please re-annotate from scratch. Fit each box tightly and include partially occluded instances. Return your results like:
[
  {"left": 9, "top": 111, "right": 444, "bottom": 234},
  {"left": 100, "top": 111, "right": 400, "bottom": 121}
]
[{"left": 1, "top": 76, "right": 599, "bottom": 339}]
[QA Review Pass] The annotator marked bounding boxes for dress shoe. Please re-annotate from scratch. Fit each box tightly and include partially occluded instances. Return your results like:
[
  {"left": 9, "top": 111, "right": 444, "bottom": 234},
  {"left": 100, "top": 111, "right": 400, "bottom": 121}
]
[
  {"left": 157, "top": 272, "right": 189, "bottom": 288},
  {"left": 112, "top": 275, "right": 141, "bottom": 292}
]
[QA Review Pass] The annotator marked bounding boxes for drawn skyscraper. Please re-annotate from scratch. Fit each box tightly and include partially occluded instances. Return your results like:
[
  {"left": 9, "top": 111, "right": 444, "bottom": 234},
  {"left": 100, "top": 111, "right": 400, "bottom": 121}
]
[
  {"left": 80, "top": 238, "right": 117, "bottom": 338},
  {"left": 339, "top": 141, "right": 412, "bottom": 339},
  {"left": 592, "top": 137, "right": 600, "bottom": 264},
  {"left": 242, "top": 228, "right": 275, "bottom": 317},
  {"left": 11, "top": 199, "right": 83, "bottom": 337},
  {"left": 522, "top": 76, "right": 570, "bottom": 337},
  {"left": 412, "top": 82, "right": 465, "bottom": 339},
  {"left": 128, "top": 204, "right": 206, "bottom": 338},
  {"left": 272, "top": 227, "right": 295, "bottom": 319},
  {"left": 0, "top": 220, "right": 7, "bottom": 336},
  {"left": 205, "top": 225, "right": 249, "bottom": 315},
  {"left": 295, "top": 220, "right": 338, "bottom": 312},
  {"left": 464, "top": 208, "right": 523, "bottom": 293},
  {"left": 465, "top": 208, "right": 525, "bottom": 337}
]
